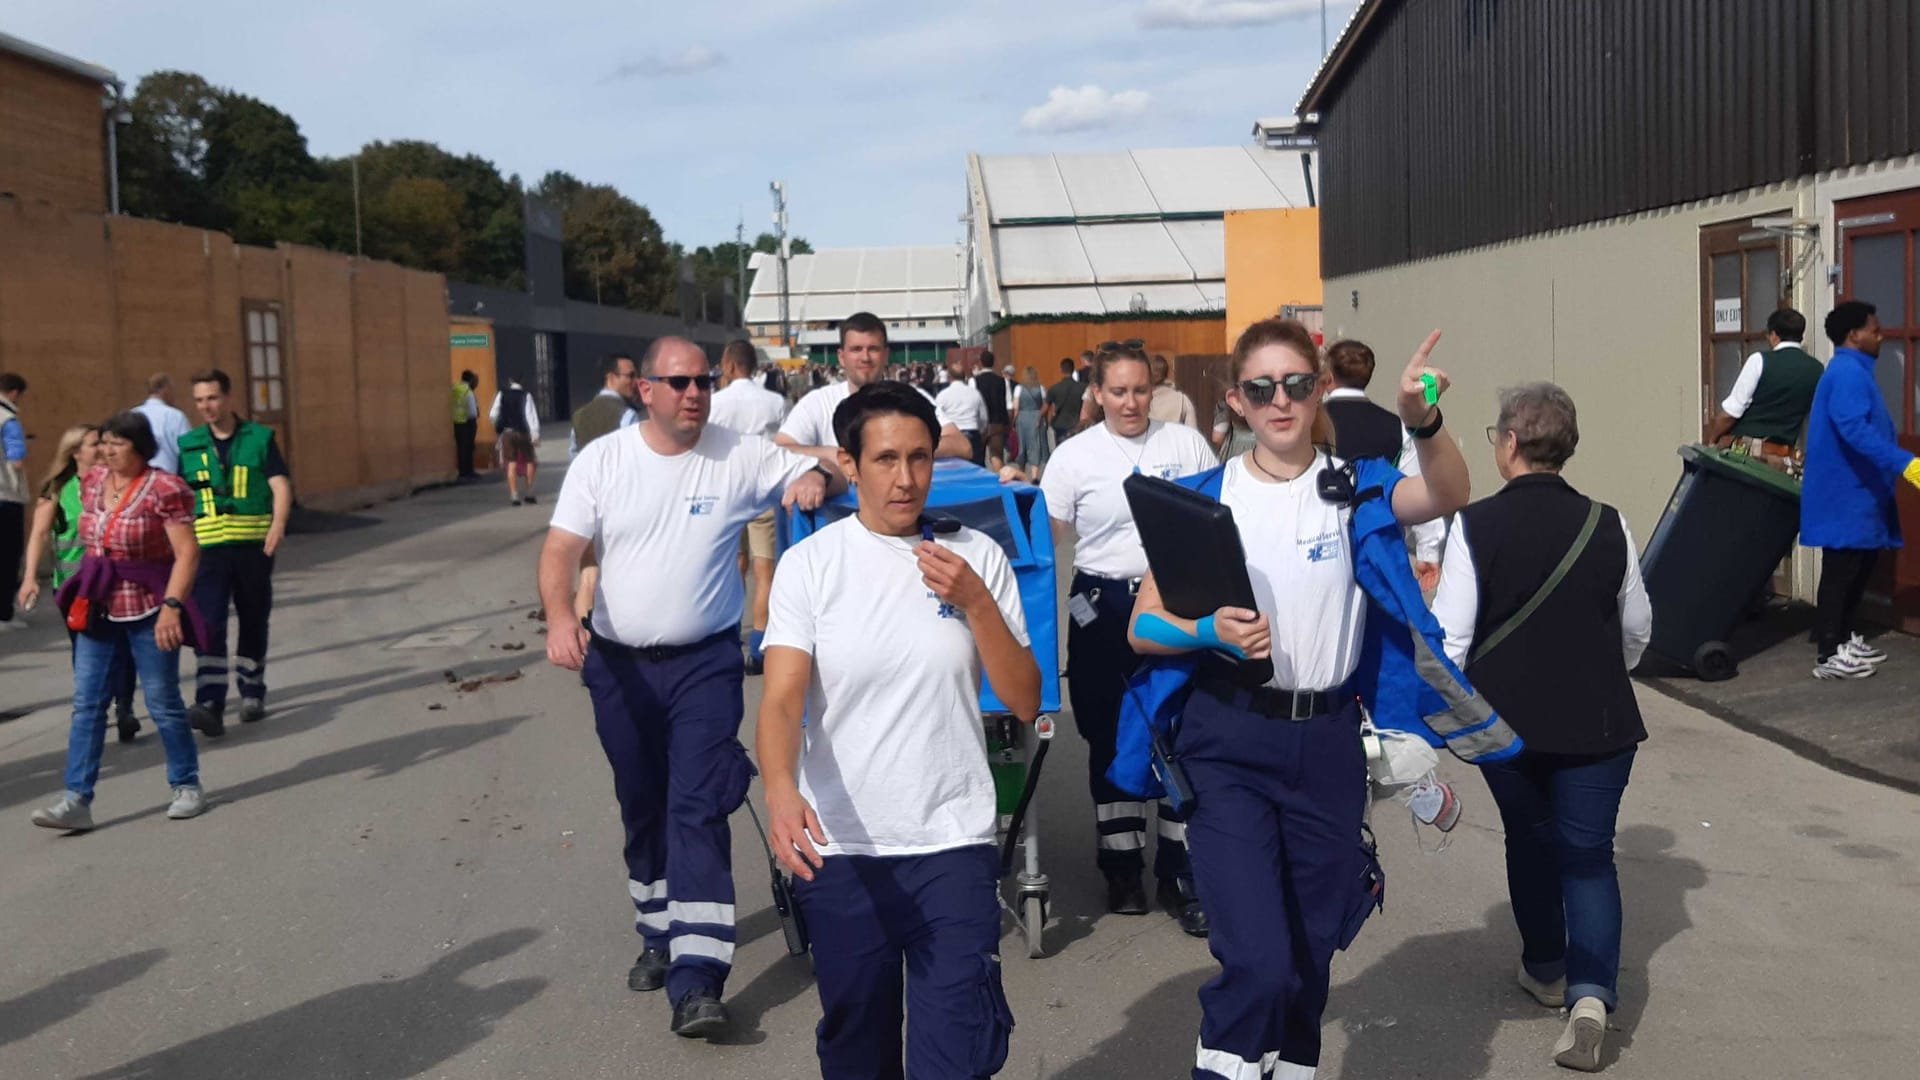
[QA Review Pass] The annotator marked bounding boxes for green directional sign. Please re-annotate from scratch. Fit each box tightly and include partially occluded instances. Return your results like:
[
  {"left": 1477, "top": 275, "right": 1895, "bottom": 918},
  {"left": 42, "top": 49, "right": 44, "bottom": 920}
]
[{"left": 450, "top": 333, "right": 491, "bottom": 348}]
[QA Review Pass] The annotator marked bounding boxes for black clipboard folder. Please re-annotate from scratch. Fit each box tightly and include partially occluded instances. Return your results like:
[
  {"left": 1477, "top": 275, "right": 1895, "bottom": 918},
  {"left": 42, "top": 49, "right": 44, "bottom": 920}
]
[{"left": 1122, "top": 473, "right": 1275, "bottom": 689}]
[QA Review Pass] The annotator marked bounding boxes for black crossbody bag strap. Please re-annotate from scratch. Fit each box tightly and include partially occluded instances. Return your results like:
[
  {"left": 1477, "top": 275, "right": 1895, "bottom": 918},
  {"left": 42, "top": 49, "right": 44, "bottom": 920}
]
[{"left": 1469, "top": 501, "right": 1604, "bottom": 667}]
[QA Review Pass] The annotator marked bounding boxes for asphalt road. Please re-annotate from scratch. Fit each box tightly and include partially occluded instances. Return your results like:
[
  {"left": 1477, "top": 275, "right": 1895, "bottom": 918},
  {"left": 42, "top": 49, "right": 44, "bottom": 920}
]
[{"left": 2, "top": 465, "right": 1916, "bottom": 1080}]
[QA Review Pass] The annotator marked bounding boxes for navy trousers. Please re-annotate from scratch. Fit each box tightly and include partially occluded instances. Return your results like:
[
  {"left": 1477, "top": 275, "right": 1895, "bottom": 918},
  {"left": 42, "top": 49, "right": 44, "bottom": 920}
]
[
  {"left": 1182, "top": 688, "right": 1366, "bottom": 1080},
  {"left": 1067, "top": 571, "right": 1189, "bottom": 879},
  {"left": 581, "top": 632, "right": 752, "bottom": 1004},
  {"left": 794, "top": 844, "right": 1013, "bottom": 1080},
  {"left": 192, "top": 544, "right": 274, "bottom": 711}
]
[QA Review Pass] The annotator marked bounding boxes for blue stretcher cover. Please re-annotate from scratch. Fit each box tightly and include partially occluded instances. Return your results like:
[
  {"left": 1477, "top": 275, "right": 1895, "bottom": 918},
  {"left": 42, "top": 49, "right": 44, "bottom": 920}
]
[{"left": 782, "top": 459, "right": 1063, "bottom": 715}]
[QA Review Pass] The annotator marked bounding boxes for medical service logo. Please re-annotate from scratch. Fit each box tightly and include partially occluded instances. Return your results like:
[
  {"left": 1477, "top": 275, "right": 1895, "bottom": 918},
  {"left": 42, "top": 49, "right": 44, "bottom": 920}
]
[
  {"left": 1301, "top": 530, "right": 1340, "bottom": 564},
  {"left": 1150, "top": 463, "right": 1183, "bottom": 480},
  {"left": 686, "top": 496, "right": 719, "bottom": 516},
  {"left": 927, "top": 591, "right": 961, "bottom": 619}
]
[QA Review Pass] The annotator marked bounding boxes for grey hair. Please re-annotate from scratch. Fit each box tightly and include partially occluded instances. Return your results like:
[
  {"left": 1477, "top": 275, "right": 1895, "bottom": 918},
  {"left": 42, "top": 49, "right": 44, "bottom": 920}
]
[{"left": 1495, "top": 382, "right": 1579, "bottom": 470}]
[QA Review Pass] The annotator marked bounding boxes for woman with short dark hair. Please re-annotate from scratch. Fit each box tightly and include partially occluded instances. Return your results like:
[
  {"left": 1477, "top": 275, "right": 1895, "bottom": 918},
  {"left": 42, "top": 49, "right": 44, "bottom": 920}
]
[
  {"left": 758, "top": 381, "right": 1039, "bottom": 1079},
  {"left": 1432, "top": 382, "right": 1653, "bottom": 1072},
  {"left": 32, "top": 411, "right": 210, "bottom": 831}
]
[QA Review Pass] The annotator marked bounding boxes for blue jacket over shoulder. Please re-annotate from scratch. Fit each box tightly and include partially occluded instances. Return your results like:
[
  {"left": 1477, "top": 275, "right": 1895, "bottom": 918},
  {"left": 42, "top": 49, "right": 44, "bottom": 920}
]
[
  {"left": 1109, "top": 458, "right": 1523, "bottom": 799},
  {"left": 1801, "top": 346, "right": 1914, "bottom": 550}
]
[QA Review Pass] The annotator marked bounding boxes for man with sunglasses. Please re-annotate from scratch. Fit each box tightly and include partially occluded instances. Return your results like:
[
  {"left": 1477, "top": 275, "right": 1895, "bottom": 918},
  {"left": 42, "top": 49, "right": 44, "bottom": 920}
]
[
  {"left": 775, "top": 311, "right": 971, "bottom": 471},
  {"left": 538, "top": 336, "right": 840, "bottom": 1041},
  {"left": 1324, "top": 339, "right": 1447, "bottom": 589}
]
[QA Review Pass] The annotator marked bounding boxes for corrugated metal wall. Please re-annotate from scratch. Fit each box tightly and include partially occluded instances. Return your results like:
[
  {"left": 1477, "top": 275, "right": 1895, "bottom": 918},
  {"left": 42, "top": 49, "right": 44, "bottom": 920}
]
[{"left": 1318, "top": 0, "right": 1920, "bottom": 276}]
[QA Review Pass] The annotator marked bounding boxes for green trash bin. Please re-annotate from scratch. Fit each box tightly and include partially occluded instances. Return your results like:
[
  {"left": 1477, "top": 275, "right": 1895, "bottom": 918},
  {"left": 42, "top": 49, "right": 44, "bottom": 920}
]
[{"left": 1639, "top": 445, "right": 1802, "bottom": 681}]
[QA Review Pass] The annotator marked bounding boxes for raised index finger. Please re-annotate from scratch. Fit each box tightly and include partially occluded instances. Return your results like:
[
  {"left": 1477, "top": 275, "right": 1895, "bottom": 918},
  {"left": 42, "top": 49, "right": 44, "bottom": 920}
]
[{"left": 1406, "top": 329, "right": 1443, "bottom": 373}]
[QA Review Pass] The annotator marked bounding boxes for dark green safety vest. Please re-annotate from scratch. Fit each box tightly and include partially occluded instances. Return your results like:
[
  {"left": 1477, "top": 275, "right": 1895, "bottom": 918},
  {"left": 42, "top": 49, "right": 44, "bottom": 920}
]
[
  {"left": 179, "top": 421, "right": 276, "bottom": 546},
  {"left": 1731, "top": 345, "right": 1823, "bottom": 445}
]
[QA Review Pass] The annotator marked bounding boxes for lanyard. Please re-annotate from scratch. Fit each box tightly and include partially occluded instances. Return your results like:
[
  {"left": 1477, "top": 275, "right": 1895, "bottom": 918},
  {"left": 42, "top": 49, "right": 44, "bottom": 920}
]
[{"left": 92, "top": 469, "right": 150, "bottom": 557}]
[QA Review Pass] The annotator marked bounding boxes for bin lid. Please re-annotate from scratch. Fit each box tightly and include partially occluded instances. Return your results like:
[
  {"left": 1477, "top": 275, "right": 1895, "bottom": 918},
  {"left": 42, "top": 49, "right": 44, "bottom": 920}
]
[{"left": 1679, "top": 444, "right": 1801, "bottom": 501}]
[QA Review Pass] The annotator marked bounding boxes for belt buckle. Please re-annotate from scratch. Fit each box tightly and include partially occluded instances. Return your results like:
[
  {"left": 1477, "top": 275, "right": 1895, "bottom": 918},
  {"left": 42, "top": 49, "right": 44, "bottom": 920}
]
[
  {"left": 1290, "top": 690, "right": 1314, "bottom": 722},
  {"left": 1127, "top": 577, "right": 1142, "bottom": 596}
]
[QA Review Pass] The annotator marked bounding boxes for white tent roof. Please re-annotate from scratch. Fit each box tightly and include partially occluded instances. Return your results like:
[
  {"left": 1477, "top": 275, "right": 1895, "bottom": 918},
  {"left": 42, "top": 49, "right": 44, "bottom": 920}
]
[
  {"left": 969, "top": 146, "right": 1314, "bottom": 318},
  {"left": 743, "top": 245, "right": 962, "bottom": 326}
]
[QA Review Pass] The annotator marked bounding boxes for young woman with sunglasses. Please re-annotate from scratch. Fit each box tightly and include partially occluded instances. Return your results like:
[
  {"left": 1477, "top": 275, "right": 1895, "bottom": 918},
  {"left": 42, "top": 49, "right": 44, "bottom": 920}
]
[
  {"left": 1126, "top": 318, "right": 1479, "bottom": 1080},
  {"left": 1006, "top": 341, "right": 1216, "bottom": 929}
]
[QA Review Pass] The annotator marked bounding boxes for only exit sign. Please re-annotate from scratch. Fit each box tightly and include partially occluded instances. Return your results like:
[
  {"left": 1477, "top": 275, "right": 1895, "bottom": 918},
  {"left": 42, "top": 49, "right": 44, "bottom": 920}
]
[{"left": 450, "top": 333, "right": 491, "bottom": 348}]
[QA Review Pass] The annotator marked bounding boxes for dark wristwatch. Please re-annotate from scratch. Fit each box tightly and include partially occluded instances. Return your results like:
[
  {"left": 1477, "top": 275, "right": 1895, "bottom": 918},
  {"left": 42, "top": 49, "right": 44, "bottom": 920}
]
[
  {"left": 1409, "top": 407, "right": 1444, "bottom": 440},
  {"left": 162, "top": 598, "right": 185, "bottom": 612}
]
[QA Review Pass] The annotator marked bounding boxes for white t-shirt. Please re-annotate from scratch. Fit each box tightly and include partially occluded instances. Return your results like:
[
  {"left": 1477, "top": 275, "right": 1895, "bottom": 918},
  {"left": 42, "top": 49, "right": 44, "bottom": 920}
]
[
  {"left": 1040, "top": 420, "right": 1219, "bottom": 579},
  {"left": 1218, "top": 453, "right": 1368, "bottom": 692},
  {"left": 708, "top": 379, "right": 789, "bottom": 438},
  {"left": 777, "top": 381, "right": 957, "bottom": 448},
  {"left": 938, "top": 380, "right": 987, "bottom": 433},
  {"left": 765, "top": 517, "right": 1029, "bottom": 857},
  {"left": 550, "top": 424, "right": 816, "bottom": 646}
]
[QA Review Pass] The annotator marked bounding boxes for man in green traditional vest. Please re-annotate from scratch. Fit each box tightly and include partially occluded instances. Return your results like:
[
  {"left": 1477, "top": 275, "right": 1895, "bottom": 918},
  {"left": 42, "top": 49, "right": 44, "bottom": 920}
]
[
  {"left": 181, "top": 369, "right": 293, "bottom": 738},
  {"left": 1707, "top": 308, "right": 1824, "bottom": 465},
  {"left": 569, "top": 353, "right": 641, "bottom": 458}
]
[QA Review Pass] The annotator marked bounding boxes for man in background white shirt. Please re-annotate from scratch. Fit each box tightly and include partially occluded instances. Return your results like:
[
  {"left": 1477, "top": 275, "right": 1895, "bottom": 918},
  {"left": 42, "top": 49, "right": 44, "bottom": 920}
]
[
  {"left": 708, "top": 339, "right": 792, "bottom": 672},
  {"left": 775, "top": 311, "right": 972, "bottom": 470},
  {"left": 133, "top": 373, "right": 194, "bottom": 474},
  {"left": 936, "top": 352, "right": 988, "bottom": 465}
]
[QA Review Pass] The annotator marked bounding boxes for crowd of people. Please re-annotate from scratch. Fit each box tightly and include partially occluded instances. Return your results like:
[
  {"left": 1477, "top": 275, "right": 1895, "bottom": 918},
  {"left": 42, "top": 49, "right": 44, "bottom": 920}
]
[
  {"left": 7, "top": 370, "right": 292, "bottom": 828},
  {"left": 527, "top": 310, "right": 1678, "bottom": 1079}
]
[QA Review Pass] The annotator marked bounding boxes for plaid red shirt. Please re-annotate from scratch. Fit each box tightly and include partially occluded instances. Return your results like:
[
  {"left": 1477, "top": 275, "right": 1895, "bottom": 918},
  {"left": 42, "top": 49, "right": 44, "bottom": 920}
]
[{"left": 79, "top": 466, "right": 194, "bottom": 620}]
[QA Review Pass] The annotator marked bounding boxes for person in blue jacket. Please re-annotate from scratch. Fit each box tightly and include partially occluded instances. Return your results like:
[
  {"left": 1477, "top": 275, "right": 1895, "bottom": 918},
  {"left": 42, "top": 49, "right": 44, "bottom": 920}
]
[
  {"left": 1801, "top": 300, "right": 1920, "bottom": 681},
  {"left": 1123, "top": 318, "right": 1517, "bottom": 1080}
]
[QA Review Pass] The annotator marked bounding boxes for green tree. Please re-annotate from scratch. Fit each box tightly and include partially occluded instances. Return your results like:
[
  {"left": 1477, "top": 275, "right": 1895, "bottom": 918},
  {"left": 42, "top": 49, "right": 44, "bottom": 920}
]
[
  {"left": 117, "top": 71, "right": 220, "bottom": 224},
  {"left": 203, "top": 93, "right": 320, "bottom": 245},
  {"left": 532, "top": 171, "right": 676, "bottom": 310}
]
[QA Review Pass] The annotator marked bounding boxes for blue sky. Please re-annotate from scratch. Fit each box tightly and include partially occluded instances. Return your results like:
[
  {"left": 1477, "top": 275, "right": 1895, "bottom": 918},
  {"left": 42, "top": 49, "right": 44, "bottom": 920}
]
[{"left": 8, "top": 0, "right": 1352, "bottom": 250}]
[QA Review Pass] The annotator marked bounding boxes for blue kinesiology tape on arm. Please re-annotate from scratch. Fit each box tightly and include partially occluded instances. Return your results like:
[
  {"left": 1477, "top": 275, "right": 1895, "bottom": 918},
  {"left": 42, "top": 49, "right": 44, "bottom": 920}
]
[{"left": 1134, "top": 613, "right": 1246, "bottom": 660}]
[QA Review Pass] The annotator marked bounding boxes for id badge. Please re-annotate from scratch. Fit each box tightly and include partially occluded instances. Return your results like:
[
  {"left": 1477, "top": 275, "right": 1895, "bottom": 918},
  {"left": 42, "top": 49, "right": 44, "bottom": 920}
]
[{"left": 1067, "top": 592, "right": 1099, "bottom": 627}]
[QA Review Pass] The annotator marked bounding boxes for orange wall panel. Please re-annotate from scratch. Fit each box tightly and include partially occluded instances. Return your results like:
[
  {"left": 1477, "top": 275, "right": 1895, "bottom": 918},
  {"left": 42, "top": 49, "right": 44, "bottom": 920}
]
[
  {"left": 351, "top": 260, "right": 411, "bottom": 493},
  {"left": 990, "top": 318, "right": 1229, "bottom": 387},
  {"left": 0, "top": 54, "right": 105, "bottom": 213},
  {"left": 284, "top": 245, "right": 361, "bottom": 500},
  {"left": 1224, "top": 208, "right": 1322, "bottom": 350},
  {"left": 0, "top": 198, "right": 114, "bottom": 486},
  {"left": 403, "top": 269, "right": 453, "bottom": 488}
]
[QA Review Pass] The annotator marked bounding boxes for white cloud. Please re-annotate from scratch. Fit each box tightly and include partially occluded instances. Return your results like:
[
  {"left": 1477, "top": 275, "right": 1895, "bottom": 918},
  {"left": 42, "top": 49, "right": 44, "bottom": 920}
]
[
  {"left": 606, "top": 46, "right": 725, "bottom": 80},
  {"left": 1137, "top": 0, "right": 1347, "bottom": 29},
  {"left": 1019, "top": 85, "right": 1151, "bottom": 134}
]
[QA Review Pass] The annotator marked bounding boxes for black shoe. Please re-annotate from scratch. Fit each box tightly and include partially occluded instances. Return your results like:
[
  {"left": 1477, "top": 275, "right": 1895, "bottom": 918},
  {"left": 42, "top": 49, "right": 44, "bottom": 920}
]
[
  {"left": 1157, "top": 877, "right": 1210, "bottom": 938},
  {"left": 188, "top": 704, "right": 225, "bottom": 738},
  {"left": 523, "top": 493, "right": 538, "bottom": 505},
  {"left": 1106, "top": 872, "right": 1150, "bottom": 916},
  {"left": 115, "top": 705, "right": 140, "bottom": 743},
  {"left": 239, "top": 698, "right": 266, "bottom": 724},
  {"left": 670, "top": 990, "right": 730, "bottom": 1039},
  {"left": 627, "top": 948, "right": 668, "bottom": 992}
]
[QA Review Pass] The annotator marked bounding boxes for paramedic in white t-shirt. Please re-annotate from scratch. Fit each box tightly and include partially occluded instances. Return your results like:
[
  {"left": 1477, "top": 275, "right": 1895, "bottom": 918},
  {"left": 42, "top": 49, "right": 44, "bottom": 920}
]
[
  {"left": 936, "top": 353, "right": 988, "bottom": 465},
  {"left": 709, "top": 339, "right": 792, "bottom": 672},
  {"left": 1126, "top": 319, "right": 1469, "bottom": 1080},
  {"left": 536, "top": 336, "right": 836, "bottom": 1042},
  {"left": 758, "top": 381, "right": 1038, "bottom": 1079},
  {"left": 775, "top": 311, "right": 972, "bottom": 471},
  {"left": 1012, "top": 342, "right": 1215, "bottom": 932}
]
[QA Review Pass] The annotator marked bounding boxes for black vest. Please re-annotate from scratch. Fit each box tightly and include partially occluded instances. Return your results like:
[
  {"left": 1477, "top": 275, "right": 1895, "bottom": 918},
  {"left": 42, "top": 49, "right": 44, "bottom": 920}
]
[
  {"left": 1325, "top": 395, "right": 1405, "bottom": 463},
  {"left": 975, "top": 371, "right": 1008, "bottom": 424},
  {"left": 1729, "top": 345, "right": 1823, "bottom": 445},
  {"left": 1459, "top": 474, "right": 1646, "bottom": 757},
  {"left": 497, "top": 387, "right": 532, "bottom": 434}
]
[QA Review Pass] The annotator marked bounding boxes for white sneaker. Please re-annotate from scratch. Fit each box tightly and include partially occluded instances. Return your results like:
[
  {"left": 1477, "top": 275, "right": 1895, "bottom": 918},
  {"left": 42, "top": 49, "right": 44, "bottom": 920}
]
[
  {"left": 0, "top": 618, "right": 27, "bottom": 632},
  {"left": 1553, "top": 996, "right": 1607, "bottom": 1071},
  {"left": 1813, "top": 652, "right": 1877, "bottom": 680},
  {"left": 166, "top": 785, "right": 206, "bottom": 820},
  {"left": 1518, "top": 965, "right": 1566, "bottom": 1008},
  {"left": 1840, "top": 633, "right": 1887, "bottom": 665},
  {"left": 31, "top": 792, "right": 94, "bottom": 831}
]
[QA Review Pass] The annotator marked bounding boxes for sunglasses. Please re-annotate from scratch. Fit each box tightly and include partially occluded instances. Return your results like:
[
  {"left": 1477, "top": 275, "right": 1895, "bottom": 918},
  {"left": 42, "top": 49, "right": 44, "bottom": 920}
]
[
  {"left": 1236, "top": 373, "right": 1319, "bottom": 406},
  {"left": 645, "top": 374, "right": 716, "bottom": 392}
]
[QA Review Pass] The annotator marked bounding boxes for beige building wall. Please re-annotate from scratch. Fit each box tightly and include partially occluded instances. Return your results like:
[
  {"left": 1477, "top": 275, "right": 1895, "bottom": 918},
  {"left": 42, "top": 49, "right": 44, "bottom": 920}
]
[{"left": 1323, "top": 153, "right": 1920, "bottom": 604}]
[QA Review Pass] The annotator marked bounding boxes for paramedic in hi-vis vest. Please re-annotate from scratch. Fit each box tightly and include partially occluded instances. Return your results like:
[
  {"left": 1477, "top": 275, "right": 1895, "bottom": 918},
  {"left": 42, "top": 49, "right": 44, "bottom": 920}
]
[{"left": 180, "top": 369, "right": 292, "bottom": 737}]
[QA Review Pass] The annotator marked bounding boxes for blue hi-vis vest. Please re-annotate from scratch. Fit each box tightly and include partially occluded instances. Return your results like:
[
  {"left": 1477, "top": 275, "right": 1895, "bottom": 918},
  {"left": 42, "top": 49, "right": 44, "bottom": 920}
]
[{"left": 1108, "top": 458, "right": 1523, "bottom": 799}]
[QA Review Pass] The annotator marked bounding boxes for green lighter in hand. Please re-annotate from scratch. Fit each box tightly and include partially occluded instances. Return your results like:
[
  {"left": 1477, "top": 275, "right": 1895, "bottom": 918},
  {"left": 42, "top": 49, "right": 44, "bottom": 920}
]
[{"left": 1420, "top": 372, "right": 1439, "bottom": 406}]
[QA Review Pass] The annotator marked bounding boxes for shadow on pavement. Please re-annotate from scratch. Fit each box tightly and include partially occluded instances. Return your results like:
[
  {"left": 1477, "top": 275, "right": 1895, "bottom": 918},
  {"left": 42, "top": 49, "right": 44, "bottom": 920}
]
[
  {"left": 73, "top": 929, "right": 546, "bottom": 1080},
  {"left": 89, "top": 714, "right": 533, "bottom": 830},
  {"left": 0, "top": 949, "right": 167, "bottom": 1050},
  {"left": 1047, "top": 967, "right": 1209, "bottom": 1079},
  {"left": 1331, "top": 823, "right": 1706, "bottom": 1078}
]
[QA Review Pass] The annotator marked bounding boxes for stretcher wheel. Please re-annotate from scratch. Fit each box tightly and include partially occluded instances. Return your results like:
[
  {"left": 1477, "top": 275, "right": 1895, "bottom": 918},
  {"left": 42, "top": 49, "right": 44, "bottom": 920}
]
[
  {"left": 1693, "top": 641, "right": 1736, "bottom": 683},
  {"left": 1022, "top": 895, "right": 1047, "bottom": 958}
]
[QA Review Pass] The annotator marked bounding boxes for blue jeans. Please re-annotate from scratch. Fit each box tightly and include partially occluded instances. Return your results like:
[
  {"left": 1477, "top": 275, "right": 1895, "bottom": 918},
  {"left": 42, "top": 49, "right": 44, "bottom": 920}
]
[
  {"left": 1480, "top": 747, "right": 1637, "bottom": 1011},
  {"left": 66, "top": 615, "right": 199, "bottom": 802}
]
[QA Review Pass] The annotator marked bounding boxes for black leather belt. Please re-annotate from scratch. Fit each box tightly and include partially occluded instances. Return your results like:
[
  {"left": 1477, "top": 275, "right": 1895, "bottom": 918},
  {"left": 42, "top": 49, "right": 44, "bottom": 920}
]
[
  {"left": 589, "top": 626, "right": 737, "bottom": 663},
  {"left": 1072, "top": 570, "right": 1142, "bottom": 596},
  {"left": 1198, "top": 675, "right": 1354, "bottom": 722}
]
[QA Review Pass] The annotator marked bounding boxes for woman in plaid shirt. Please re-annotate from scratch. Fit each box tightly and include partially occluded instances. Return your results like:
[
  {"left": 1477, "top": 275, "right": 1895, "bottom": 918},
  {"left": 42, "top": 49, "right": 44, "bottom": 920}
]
[{"left": 34, "top": 412, "right": 210, "bottom": 832}]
